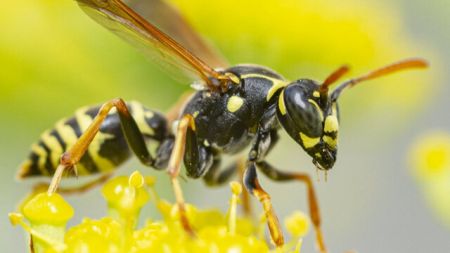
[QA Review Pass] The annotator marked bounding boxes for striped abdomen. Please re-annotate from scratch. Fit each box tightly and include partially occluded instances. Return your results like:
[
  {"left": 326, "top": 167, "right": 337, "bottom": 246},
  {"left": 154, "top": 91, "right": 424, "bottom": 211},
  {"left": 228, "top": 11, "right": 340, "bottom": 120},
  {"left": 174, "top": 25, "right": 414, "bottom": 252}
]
[{"left": 18, "top": 101, "right": 168, "bottom": 178}]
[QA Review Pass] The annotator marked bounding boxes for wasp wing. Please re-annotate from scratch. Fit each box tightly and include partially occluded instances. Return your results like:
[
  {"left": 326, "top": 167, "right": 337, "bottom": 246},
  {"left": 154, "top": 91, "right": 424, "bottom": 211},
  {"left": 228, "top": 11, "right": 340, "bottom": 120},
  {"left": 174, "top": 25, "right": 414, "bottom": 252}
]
[
  {"left": 124, "top": 0, "right": 229, "bottom": 69},
  {"left": 76, "top": 0, "right": 228, "bottom": 88}
]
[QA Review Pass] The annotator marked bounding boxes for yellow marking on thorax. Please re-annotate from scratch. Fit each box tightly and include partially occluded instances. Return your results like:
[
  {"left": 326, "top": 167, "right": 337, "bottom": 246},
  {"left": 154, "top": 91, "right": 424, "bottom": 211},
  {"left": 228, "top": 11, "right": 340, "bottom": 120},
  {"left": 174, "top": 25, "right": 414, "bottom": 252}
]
[
  {"left": 225, "top": 72, "right": 240, "bottom": 84},
  {"left": 278, "top": 91, "right": 287, "bottom": 115},
  {"left": 74, "top": 108, "right": 116, "bottom": 173},
  {"left": 313, "top": 91, "right": 320, "bottom": 98},
  {"left": 129, "top": 101, "right": 155, "bottom": 136},
  {"left": 227, "top": 96, "right": 244, "bottom": 113},
  {"left": 240, "top": 73, "right": 288, "bottom": 101},
  {"left": 299, "top": 132, "right": 320, "bottom": 148},
  {"left": 308, "top": 99, "right": 324, "bottom": 121}
]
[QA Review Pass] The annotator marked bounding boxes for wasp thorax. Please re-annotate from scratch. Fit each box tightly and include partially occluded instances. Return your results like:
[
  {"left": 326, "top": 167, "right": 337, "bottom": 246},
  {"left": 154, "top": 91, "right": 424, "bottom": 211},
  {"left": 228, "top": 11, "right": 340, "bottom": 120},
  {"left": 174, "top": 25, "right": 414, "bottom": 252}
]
[{"left": 276, "top": 79, "right": 339, "bottom": 170}]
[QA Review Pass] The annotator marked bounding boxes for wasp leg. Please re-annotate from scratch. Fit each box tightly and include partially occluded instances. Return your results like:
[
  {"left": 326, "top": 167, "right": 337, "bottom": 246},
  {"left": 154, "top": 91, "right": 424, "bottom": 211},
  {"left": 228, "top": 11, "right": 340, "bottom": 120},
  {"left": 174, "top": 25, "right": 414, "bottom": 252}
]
[
  {"left": 203, "top": 157, "right": 236, "bottom": 186},
  {"left": 58, "top": 173, "right": 113, "bottom": 194},
  {"left": 249, "top": 104, "right": 279, "bottom": 163},
  {"left": 247, "top": 122, "right": 279, "bottom": 217},
  {"left": 48, "top": 98, "right": 154, "bottom": 194},
  {"left": 167, "top": 114, "right": 196, "bottom": 235},
  {"left": 244, "top": 162, "right": 284, "bottom": 246},
  {"left": 34, "top": 173, "right": 113, "bottom": 195},
  {"left": 202, "top": 157, "right": 252, "bottom": 216},
  {"left": 236, "top": 158, "right": 252, "bottom": 216},
  {"left": 256, "top": 161, "right": 327, "bottom": 253},
  {"left": 184, "top": 132, "right": 213, "bottom": 179},
  {"left": 153, "top": 138, "right": 174, "bottom": 170}
]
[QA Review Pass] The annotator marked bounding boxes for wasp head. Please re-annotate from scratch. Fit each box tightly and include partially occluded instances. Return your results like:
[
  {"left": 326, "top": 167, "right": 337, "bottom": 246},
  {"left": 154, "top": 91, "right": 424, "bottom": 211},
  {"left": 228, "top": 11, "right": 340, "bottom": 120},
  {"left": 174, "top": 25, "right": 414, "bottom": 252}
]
[
  {"left": 276, "top": 79, "right": 339, "bottom": 170},
  {"left": 275, "top": 59, "right": 428, "bottom": 171}
]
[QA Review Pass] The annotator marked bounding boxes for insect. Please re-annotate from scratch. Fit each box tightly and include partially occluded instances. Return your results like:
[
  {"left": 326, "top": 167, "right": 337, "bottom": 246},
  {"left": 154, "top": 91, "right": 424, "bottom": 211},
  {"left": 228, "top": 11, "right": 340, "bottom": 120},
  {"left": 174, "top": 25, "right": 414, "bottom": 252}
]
[{"left": 17, "top": 0, "right": 428, "bottom": 251}]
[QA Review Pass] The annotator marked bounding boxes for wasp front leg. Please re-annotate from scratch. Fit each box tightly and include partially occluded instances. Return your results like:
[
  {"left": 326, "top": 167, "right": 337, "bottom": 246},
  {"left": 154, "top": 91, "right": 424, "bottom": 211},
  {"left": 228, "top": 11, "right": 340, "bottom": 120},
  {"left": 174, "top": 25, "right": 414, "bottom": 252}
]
[
  {"left": 167, "top": 113, "right": 215, "bottom": 235},
  {"left": 243, "top": 162, "right": 284, "bottom": 246},
  {"left": 249, "top": 128, "right": 327, "bottom": 252},
  {"left": 248, "top": 105, "right": 279, "bottom": 163},
  {"left": 247, "top": 117, "right": 327, "bottom": 251},
  {"left": 256, "top": 161, "right": 327, "bottom": 253}
]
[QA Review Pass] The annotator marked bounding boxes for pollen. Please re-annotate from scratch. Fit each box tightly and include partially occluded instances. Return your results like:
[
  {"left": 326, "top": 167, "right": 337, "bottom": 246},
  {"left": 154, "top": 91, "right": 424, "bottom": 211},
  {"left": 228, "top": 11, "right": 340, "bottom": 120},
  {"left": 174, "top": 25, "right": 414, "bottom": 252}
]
[
  {"left": 408, "top": 131, "right": 450, "bottom": 228},
  {"left": 409, "top": 131, "right": 450, "bottom": 180}
]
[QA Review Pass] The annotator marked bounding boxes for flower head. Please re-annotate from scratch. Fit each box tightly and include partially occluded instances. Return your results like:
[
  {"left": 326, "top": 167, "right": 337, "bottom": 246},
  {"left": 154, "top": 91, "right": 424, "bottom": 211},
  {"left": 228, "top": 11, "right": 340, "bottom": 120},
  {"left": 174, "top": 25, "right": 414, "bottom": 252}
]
[
  {"left": 11, "top": 170, "right": 309, "bottom": 252},
  {"left": 409, "top": 131, "right": 450, "bottom": 228}
]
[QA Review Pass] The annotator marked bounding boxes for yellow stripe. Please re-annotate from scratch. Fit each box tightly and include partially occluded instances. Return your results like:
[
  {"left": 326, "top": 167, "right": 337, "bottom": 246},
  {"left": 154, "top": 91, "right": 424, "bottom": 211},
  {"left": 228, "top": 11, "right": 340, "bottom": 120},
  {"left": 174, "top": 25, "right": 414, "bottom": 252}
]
[
  {"left": 55, "top": 119, "right": 89, "bottom": 175},
  {"left": 324, "top": 103, "right": 339, "bottom": 133},
  {"left": 18, "top": 159, "right": 33, "bottom": 178},
  {"left": 40, "top": 130, "right": 64, "bottom": 169},
  {"left": 31, "top": 143, "right": 50, "bottom": 176},
  {"left": 324, "top": 115, "right": 339, "bottom": 133},
  {"left": 299, "top": 132, "right": 320, "bottom": 148},
  {"left": 129, "top": 101, "right": 155, "bottom": 136},
  {"left": 75, "top": 107, "right": 116, "bottom": 174},
  {"left": 323, "top": 135, "right": 337, "bottom": 149},
  {"left": 75, "top": 108, "right": 116, "bottom": 173},
  {"left": 240, "top": 73, "right": 288, "bottom": 101},
  {"left": 75, "top": 106, "right": 93, "bottom": 132},
  {"left": 278, "top": 91, "right": 287, "bottom": 115}
]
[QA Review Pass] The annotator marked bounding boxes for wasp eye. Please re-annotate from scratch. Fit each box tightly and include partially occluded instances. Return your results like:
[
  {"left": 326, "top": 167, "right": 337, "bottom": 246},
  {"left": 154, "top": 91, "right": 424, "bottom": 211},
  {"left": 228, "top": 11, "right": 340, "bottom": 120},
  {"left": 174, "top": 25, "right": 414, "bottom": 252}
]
[{"left": 278, "top": 81, "right": 324, "bottom": 139}]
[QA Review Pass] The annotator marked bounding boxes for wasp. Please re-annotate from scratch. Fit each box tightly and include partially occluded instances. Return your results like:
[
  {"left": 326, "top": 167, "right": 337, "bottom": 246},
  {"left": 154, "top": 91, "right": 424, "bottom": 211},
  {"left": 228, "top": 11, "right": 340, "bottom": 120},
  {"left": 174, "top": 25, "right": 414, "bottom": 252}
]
[{"left": 17, "top": 0, "right": 427, "bottom": 251}]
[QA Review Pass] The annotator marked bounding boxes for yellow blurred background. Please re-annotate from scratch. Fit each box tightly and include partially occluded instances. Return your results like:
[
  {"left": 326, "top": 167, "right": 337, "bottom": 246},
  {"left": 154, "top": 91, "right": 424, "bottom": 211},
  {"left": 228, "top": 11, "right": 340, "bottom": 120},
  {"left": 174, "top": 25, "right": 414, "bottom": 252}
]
[{"left": 1, "top": 0, "right": 449, "bottom": 252}]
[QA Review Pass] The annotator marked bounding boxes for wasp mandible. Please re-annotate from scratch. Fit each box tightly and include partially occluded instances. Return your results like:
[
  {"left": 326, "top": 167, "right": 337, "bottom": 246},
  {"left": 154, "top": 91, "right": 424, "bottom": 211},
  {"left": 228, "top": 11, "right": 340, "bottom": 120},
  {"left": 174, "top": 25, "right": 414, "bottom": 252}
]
[{"left": 18, "top": 0, "right": 428, "bottom": 251}]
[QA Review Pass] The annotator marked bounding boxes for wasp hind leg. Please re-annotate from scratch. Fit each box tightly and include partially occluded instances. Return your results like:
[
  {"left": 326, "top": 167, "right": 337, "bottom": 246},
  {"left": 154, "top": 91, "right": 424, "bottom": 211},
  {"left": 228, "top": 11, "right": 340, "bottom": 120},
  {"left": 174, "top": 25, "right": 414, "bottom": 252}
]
[
  {"left": 32, "top": 173, "right": 113, "bottom": 195},
  {"left": 202, "top": 157, "right": 237, "bottom": 186},
  {"left": 256, "top": 161, "right": 327, "bottom": 253},
  {"left": 203, "top": 158, "right": 252, "bottom": 216},
  {"left": 243, "top": 162, "right": 284, "bottom": 247},
  {"left": 48, "top": 98, "right": 156, "bottom": 194}
]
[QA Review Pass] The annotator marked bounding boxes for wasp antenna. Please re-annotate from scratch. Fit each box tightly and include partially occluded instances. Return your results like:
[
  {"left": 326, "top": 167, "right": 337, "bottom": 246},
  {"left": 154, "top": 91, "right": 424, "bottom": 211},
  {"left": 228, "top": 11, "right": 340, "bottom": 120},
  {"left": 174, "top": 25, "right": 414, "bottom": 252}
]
[
  {"left": 331, "top": 58, "right": 428, "bottom": 101},
  {"left": 320, "top": 65, "right": 351, "bottom": 95}
]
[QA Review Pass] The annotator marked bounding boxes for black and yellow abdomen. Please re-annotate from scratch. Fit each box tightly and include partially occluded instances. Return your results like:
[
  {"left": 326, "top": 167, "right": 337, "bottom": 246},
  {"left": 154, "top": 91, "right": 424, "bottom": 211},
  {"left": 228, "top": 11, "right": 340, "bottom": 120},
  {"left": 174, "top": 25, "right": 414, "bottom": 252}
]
[{"left": 18, "top": 101, "right": 169, "bottom": 178}]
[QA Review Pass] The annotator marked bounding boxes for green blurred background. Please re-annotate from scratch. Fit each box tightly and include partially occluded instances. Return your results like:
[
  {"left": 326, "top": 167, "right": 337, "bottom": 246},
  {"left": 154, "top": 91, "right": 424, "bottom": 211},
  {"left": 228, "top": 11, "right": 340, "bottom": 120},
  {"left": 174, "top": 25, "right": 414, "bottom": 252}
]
[{"left": 1, "top": 0, "right": 449, "bottom": 252}]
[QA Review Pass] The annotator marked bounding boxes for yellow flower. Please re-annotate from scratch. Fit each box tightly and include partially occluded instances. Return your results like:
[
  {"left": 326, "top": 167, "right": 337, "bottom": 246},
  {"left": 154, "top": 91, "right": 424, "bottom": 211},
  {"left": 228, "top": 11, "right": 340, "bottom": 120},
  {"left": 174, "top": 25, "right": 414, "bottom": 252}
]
[
  {"left": 285, "top": 211, "right": 310, "bottom": 238},
  {"left": 10, "top": 193, "right": 73, "bottom": 253},
  {"left": 408, "top": 131, "right": 450, "bottom": 228},
  {"left": 409, "top": 131, "right": 450, "bottom": 181},
  {"left": 65, "top": 218, "right": 123, "bottom": 253},
  {"left": 10, "top": 171, "right": 310, "bottom": 253}
]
